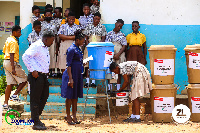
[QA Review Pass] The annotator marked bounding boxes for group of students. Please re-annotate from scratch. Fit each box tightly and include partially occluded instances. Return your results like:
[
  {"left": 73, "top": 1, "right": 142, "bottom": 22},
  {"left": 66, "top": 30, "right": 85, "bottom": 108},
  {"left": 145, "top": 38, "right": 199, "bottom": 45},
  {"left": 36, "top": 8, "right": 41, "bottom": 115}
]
[{"left": 2, "top": 1, "right": 150, "bottom": 130}]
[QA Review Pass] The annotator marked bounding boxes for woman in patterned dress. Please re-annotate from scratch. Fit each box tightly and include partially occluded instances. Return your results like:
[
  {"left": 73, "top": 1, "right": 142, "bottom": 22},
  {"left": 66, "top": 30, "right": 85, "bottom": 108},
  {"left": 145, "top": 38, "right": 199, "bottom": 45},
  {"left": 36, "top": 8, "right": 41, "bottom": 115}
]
[
  {"left": 61, "top": 30, "right": 85, "bottom": 125},
  {"left": 109, "top": 61, "right": 152, "bottom": 123},
  {"left": 105, "top": 19, "right": 127, "bottom": 91}
]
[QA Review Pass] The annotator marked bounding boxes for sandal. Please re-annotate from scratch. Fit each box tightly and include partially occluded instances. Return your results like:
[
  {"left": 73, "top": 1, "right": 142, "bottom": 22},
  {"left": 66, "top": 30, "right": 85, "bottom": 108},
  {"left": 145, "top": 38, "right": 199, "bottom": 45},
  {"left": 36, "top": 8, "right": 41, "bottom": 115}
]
[
  {"left": 72, "top": 118, "right": 81, "bottom": 124},
  {"left": 64, "top": 116, "right": 76, "bottom": 125}
]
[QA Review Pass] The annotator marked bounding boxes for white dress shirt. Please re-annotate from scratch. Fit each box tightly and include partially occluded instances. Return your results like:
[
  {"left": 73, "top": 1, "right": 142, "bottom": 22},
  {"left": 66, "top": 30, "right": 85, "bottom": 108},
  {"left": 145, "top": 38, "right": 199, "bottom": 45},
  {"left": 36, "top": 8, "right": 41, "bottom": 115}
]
[{"left": 22, "top": 39, "right": 50, "bottom": 73}]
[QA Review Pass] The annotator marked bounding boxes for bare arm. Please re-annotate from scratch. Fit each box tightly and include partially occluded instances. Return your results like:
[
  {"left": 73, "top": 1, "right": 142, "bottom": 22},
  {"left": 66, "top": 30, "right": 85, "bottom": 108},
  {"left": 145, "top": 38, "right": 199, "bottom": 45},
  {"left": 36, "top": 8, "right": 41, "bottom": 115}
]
[
  {"left": 142, "top": 42, "right": 147, "bottom": 59},
  {"left": 116, "top": 45, "right": 126, "bottom": 56},
  {"left": 118, "top": 74, "right": 129, "bottom": 92},
  {"left": 59, "top": 34, "right": 75, "bottom": 41},
  {"left": 67, "top": 66, "right": 73, "bottom": 88},
  {"left": 100, "top": 36, "right": 106, "bottom": 42},
  {"left": 10, "top": 53, "right": 16, "bottom": 75}
]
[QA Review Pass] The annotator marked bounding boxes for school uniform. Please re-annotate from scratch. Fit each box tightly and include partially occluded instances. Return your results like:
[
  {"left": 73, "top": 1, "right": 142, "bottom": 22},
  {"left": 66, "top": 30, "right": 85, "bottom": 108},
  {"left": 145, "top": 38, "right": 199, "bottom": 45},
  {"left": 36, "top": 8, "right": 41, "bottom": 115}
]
[
  {"left": 52, "top": 18, "right": 63, "bottom": 30},
  {"left": 41, "top": 20, "right": 57, "bottom": 69},
  {"left": 22, "top": 39, "right": 50, "bottom": 123},
  {"left": 78, "top": 14, "right": 94, "bottom": 30},
  {"left": 31, "top": 15, "right": 40, "bottom": 24},
  {"left": 126, "top": 32, "right": 146, "bottom": 65},
  {"left": 61, "top": 18, "right": 79, "bottom": 26},
  {"left": 27, "top": 30, "right": 43, "bottom": 46},
  {"left": 84, "top": 23, "right": 107, "bottom": 67},
  {"left": 3, "top": 36, "right": 27, "bottom": 85},
  {"left": 106, "top": 30, "right": 127, "bottom": 64},
  {"left": 118, "top": 61, "right": 152, "bottom": 100},
  {"left": 57, "top": 23, "right": 80, "bottom": 69},
  {"left": 90, "top": 4, "right": 100, "bottom": 14}
]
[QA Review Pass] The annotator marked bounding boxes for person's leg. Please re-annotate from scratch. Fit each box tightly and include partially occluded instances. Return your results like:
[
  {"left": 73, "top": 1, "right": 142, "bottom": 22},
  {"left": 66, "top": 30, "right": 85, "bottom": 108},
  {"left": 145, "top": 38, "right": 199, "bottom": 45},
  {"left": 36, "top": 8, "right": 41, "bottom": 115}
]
[
  {"left": 13, "top": 81, "right": 27, "bottom": 95},
  {"left": 38, "top": 74, "right": 49, "bottom": 116},
  {"left": 61, "top": 69, "right": 65, "bottom": 74},
  {"left": 65, "top": 98, "right": 73, "bottom": 122},
  {"left": 4, "top": 84, "right": 14, "bottom": 105},
  {"left": 71, "top": 99, "right": 78, "bottom": 121},
  {"left": 133, "top": 97, "right": 140, "bottom": 120},
  {"left": 29, "top": 73, "right": 44, "bottom": 124}
]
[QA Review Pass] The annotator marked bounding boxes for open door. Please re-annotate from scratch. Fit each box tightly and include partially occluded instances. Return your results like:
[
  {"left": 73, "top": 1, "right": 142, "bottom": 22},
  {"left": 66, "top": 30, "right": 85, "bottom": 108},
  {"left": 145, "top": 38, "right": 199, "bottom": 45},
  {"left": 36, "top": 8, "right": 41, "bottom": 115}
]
[{"left": 70, "top": 0, "right": 92, "bottom": 19}]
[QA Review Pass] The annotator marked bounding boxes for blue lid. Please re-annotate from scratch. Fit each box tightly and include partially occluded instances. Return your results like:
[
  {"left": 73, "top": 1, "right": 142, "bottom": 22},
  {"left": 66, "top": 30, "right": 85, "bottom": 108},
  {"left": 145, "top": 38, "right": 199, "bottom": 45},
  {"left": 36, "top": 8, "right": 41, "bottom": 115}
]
[{"left": 87, "top": 42, "right": 114, "bottom": 47}]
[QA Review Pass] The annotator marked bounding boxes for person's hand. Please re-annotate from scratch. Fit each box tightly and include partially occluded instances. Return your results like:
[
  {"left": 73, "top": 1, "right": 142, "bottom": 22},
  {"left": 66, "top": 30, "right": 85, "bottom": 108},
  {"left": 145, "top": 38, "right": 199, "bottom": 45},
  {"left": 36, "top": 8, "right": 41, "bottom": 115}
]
[
  {"left": 32, "top": 71, "right": 39, "bottom": 78},
  {"left": 83, "top": 62, "right": 88, "bottom": 66},
  {"left": 68, "top": 79, "right": 74, "bottom": 88},
  {"left": 12, "top": 69, "right": 17, "bottom": 76},
  {"left": 113, "top": 54, "right": 120, "bottom": 60}
]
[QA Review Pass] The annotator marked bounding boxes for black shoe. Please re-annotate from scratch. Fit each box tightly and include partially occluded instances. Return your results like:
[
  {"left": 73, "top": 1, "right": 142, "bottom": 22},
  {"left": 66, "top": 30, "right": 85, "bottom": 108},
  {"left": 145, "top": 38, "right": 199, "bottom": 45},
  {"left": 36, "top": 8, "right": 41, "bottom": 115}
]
[
  {"left": 32, "top": 124, "right": 47, "bottom": 130},
  {"left": 58, "top": 73, "right": 62, "bottom": 78},
  {"left": 90, "top": 83, "right": 96, "bottom": 88},
  {"left": 128, "top": 118, "right": 141, "bottom": 123},
  {"left": 72, "top": 118, "right": 81, "bottom": 124},
  {"left": 64, "top": 116, "right": 76, "bottom": 125},
  {"left": 49, "top": 73, "right": 53, "bottom": 77},
  {"left": 39, "top": 120, "right": 45, "bottom": 127},
  {"left": 123, "top": 117, "right": 132, "bottom": 122},
  {"left": 84, "top": 83, "right": 89, "bottom": 88},
  {"left": 52, "top": 73, "right": 57, "bottom": 77}
]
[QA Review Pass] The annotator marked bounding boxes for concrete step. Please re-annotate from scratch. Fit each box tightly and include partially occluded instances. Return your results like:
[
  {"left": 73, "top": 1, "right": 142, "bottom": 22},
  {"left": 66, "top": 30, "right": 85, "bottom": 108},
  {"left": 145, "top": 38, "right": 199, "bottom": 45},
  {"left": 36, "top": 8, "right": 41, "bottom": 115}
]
[
  {"left": 24, "top": 102, "right": 96, "bottom": 114},
  {"left": 26, "top": 94, "right": 97, "bottom": 104},
  {"left": 20, "top": 112, "right": 95, "bottom": 120},
  {"left": 49, "top": 86, "right": 97, "bottom": 94},
  {"left": 48, "top": 78, "right": 62, "bottom": 86}
]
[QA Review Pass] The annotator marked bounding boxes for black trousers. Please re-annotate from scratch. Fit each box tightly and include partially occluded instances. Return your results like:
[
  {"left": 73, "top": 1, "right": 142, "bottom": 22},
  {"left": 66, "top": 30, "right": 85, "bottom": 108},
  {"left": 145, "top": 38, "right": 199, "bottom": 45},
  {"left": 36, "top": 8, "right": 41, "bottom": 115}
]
[{"left": 28, "top": 72, "right": 49, "bottom": 123}]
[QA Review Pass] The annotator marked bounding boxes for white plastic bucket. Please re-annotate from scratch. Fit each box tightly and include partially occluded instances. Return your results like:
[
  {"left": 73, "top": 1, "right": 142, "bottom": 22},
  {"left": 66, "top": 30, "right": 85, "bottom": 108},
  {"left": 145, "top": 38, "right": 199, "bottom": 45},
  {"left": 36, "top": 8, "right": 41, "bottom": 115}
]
[{"left": 116, "top": 91, "right": 129, "bottom": 106}]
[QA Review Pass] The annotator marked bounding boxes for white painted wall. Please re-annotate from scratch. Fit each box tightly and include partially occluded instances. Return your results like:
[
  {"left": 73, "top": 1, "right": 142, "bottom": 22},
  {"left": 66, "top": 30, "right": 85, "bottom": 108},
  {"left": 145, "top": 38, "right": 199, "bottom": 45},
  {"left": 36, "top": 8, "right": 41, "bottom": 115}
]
[{"left": 100, "top": 0, "right": 200, "bottom": 25}]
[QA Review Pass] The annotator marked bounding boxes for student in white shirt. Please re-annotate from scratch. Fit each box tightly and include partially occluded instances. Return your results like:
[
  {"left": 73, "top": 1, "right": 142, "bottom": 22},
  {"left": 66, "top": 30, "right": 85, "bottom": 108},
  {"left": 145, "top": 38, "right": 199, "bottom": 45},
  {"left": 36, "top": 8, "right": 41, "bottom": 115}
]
[{"left": 22, "top": 31, "right": 55, "bottom": 130}]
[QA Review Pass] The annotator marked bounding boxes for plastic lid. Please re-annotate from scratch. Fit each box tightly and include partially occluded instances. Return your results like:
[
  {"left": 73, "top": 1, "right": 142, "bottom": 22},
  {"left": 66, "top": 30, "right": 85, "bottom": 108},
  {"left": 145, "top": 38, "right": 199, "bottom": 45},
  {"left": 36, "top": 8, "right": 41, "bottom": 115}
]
[
  {"left": 86, "top": 42, "right": 114, "bottom": 47},
  {"left": 152, "top": 84, "right": 176, "bottom": 89},
  {"left": 148, "top": 45, "right": 177, "bottom": 51},
  {"left": 184, "top": 44, "right": 200, "bottom": 51}
]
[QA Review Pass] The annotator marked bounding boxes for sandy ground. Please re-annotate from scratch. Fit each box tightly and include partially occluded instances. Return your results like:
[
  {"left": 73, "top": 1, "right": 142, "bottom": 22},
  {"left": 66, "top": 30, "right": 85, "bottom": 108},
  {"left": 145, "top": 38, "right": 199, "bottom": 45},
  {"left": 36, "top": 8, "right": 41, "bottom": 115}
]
[{"left": 0, "top": 115, "right": 199, "bottom": 133}]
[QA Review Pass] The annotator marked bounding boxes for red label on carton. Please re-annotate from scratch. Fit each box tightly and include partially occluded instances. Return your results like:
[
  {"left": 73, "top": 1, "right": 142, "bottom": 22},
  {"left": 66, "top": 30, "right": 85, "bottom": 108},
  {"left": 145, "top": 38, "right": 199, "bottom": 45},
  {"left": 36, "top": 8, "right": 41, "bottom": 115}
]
[
  {"left": 154, "top": 97, "right": 163, "bottom": 101},
  {"left": 191, "top": 97, "right": 200, "bottom": 101},
  {"left": 189, "top": 52, "right": 198, "bottom": 56},
  {"left": 154, "top": 59, "right": 163, "bottom": 63}
]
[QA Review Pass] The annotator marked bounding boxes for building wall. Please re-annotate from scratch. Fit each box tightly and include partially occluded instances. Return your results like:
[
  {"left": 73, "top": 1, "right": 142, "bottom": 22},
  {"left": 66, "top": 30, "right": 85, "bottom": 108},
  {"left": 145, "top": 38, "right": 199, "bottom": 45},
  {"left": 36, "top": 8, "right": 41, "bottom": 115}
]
[
  {"left": 62, "top": 0, "right": 70, "bottom": 16},
  {"left": 0, "top": 2, "right": 20, "bottom": 53},
  {"left": 100, "top": 0, "right": 200, "bottom": 94}
]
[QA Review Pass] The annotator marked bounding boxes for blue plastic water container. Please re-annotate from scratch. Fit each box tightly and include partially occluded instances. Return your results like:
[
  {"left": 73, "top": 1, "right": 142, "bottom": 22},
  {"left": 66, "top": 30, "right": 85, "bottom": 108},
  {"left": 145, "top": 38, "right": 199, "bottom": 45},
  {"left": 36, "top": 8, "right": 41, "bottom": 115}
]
[{"left": 87, "top": 42, "right": 114, "bottom": 79}]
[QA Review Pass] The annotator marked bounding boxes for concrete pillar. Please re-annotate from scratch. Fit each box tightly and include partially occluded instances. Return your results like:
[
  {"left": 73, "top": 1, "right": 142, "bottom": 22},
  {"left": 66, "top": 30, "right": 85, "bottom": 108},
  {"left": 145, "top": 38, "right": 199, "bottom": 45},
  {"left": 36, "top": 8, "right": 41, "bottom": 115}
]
[
  {"left": 20, "top": 0, "right": 33, "bottom": 29},
  {"left": 19, "top": 0, "right": 34, "bottom": 74},
  {"left": 46, "top": 0, "right": 54, "bottom": 7},
  {"left": 55, "top": 0, "right": 62, "bottom": 7}
]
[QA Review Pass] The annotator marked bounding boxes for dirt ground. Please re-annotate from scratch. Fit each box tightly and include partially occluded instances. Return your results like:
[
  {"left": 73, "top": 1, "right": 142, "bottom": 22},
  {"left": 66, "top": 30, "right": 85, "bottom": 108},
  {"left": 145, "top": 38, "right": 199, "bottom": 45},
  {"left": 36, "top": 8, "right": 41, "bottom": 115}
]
[{"left": 0, "top": 115, "right": 199, "bottom": 133}]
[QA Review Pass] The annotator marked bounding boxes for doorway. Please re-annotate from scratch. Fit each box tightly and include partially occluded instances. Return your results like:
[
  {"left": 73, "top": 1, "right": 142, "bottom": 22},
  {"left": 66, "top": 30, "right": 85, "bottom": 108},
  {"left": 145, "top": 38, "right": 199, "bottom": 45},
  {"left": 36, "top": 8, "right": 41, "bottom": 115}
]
[{"left": 70, "top": 0, "right": 93, "bottom": 19}]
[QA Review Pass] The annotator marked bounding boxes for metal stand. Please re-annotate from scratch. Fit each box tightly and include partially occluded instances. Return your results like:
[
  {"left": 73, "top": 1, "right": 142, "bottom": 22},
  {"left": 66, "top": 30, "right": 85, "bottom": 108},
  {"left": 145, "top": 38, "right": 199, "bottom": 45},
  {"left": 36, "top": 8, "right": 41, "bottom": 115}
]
[{"left": 83, "top": 69, "right": 112, "bottom": 123}]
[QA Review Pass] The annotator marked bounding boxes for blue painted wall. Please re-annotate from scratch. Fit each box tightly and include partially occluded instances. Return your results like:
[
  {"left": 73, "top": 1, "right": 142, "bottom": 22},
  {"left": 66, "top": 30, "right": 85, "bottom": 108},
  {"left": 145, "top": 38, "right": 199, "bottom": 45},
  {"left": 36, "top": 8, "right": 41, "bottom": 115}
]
[
  {"left": 19, "top": 23, "right": 32, "bottom": 75},
  {"left": 104, "top": 24, "right": 200, "bottom": 94}
]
